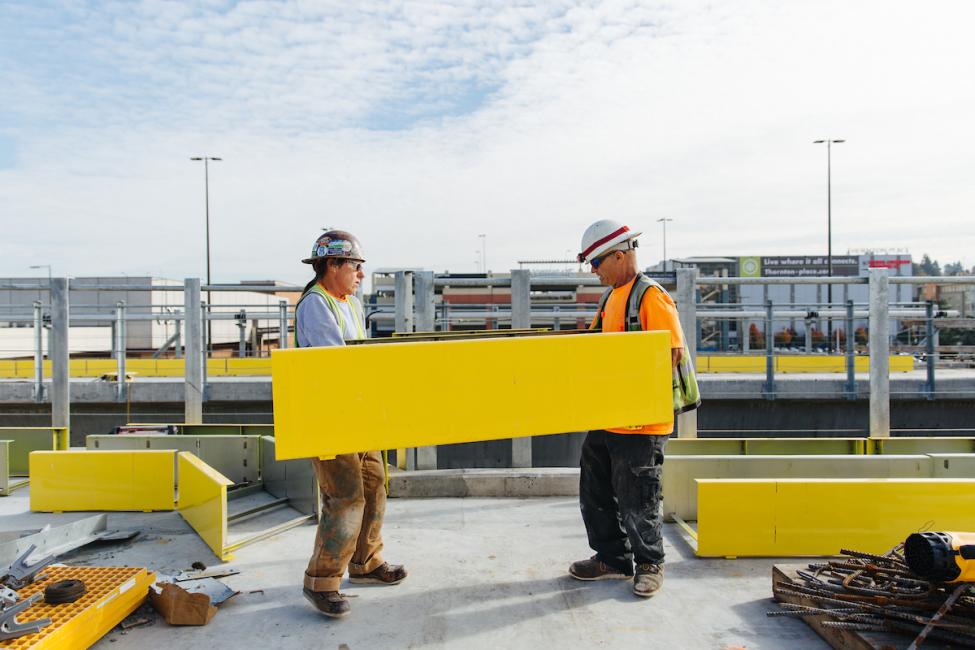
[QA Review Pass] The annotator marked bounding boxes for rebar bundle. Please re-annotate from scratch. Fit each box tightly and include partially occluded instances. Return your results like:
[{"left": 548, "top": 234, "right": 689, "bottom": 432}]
[{"left": 770, "top": 546, "right": 975, "bottom": 649}]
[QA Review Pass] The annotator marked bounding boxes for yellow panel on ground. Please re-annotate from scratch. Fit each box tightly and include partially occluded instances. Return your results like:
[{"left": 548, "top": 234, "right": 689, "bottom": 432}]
[
  {"left": 0, "top": 566, "right": 154, "bottom": 650},
  {"left": 29, "top": 450, "right": 176, "bottom": 512},
  {"left": 177, "top": 451, "right": 233, "bottom": 561},
  {"left": 272, "top": 331, "right": 672, "bottom": 460},
  {"left": 696, "top": 478, "right": 975, "bottom": 557},
  {"left": 226, "top": 358, "right": 273, "bottom": 375},
  {"left": 702, "top": 356, "right": 765, "bottom": 373}
]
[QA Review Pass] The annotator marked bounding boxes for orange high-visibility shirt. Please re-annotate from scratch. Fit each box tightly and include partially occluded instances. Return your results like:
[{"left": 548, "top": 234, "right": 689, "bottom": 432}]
[{"left": 589, "top": 276, "right": 685, "bottom": 435}]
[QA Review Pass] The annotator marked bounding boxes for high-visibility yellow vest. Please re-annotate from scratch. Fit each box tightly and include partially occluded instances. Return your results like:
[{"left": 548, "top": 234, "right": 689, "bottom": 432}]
[{"left": 295, "top": 284, "right": 365, "bottom": 346}]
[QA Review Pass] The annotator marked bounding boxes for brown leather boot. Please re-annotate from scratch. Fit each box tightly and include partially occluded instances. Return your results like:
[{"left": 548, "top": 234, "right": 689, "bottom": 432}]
[
  {"left": 303, "top": 589, "right": 351, "bottom": 618},
  {"left": 348, "top": 562, "right": 408, "bottom": 585},
  {"left": 569, "top": 555, "right": 632, "bottom": 581},
  {"left": 633, "top": 563, "right": 664, "bottom": 597}
]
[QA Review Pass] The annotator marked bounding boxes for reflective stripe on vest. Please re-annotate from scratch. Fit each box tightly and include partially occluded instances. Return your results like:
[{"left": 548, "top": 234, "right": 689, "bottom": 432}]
[{"left": 294, "top": 284, "right": 365, "bottom": 347}]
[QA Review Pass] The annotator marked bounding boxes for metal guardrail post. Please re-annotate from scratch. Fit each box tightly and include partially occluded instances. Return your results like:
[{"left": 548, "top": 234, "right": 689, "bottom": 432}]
[
  {"left": 184, "top": 278, "right": 204, "bottom": 424},
  {"left": 414, "top": 271, "right": 436, "bottom": 333},
  {"left": 201, "top": 300, "right": 209, "bottom": 393},
  {"left": 394, "top": 271, "right": 414, "bottom": 334},
  {"left": 175, "top": 317, "right": 182, "bottom": 359},
  {"left": 510, "top": 269, "right": 532, "bottom": 467},
  {"left": 844, "top": 300, "right": 855, "bottom": 400},
  {"left": 50, "top": 278, "right": 69, "bottom": 430},
  {"left": 553, "top": 305, "right": 561, "bottom": 331},
  {"left": 804, "top": 318, "right": 813, "bottom": 353},
  {"left": 925, "top": 300, "right": 935, "bottom": 400},
  {"left": 236, "top": 309, "right": 247, "bottom": 357},
  {"left": 278, "top": 300, "right": 288, "bottom": 349},
  {"left": 33, "top": 301, "right": 44, "bottom": 402},
  {"left": 116, "top": 300, "right": 127, "bottom": 401},
  {"left": 676, "top": 268, "right": 698, "bottom": 438},
  {"left": 869, "top": 268, "right": 891, "bottom": 438},
  {"left": 763, "top": 299, "right": 775, "bottom": 399},
  {"left": 413, "top": 271, "right": 439, "bottom": 470}
]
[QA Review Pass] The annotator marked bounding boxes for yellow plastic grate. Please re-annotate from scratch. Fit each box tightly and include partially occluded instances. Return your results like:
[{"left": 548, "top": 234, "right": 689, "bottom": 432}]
[{"left": 1, "top": 565, "right": 154, "bottom": 649}]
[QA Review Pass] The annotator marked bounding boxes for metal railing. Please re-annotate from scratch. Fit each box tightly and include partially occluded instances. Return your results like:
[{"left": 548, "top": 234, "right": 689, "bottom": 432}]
[{"left": 3, "top": 271, "right": 975, "bottom": 449}]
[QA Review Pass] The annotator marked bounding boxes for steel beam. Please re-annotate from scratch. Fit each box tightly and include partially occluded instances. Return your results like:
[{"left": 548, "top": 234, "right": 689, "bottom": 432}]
[
  {"left": 394, "top": 271, "right": 414, "bottom": 334},
  {"left": 676, "top": 268, "right": 698, "bottom": 438},
  {"left": 184, "top": 278, "right": 204, "bottom": 424},
  {"left": 50, "top": 278, "right": 69, "bottom": 430},
  {"left": 510, "top": 269, "right": 533, "bottom": 467},
  {"left": 869, "top": 268, "right": 890, "bottom": 438}
]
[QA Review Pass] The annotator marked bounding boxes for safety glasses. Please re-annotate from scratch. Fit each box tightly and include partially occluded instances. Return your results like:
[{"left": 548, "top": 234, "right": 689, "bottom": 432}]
[{"left": 590, "top": 252, "right": 613, "bottom": 270}]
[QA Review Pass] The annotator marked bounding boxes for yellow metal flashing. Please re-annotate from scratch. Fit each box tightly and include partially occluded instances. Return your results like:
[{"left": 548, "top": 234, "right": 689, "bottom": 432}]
[
  {"left": 177, "top": 451, "right": 233, "bottom": 561},
  {"left": 29, "top": 450, "right": 176, "bottom": 512},
  {"left": 696, "top": 478, "right": 975, "bottom": 557},
  {"left": 0, "top": 353, "right": 912, "bottom": 377},
  {"left": 271, "top": 331, "right": 673, "bottom": 460},
  {"left": 0, "top": 565, "right": 154, "bottom": 649}
]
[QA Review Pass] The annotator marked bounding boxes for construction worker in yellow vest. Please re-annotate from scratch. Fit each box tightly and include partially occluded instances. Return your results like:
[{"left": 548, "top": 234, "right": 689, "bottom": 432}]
[
  {"left": 295, "top": 229, "right": 407, "bottom": 618},
  {"left": 569, "top": 219, "right": 693, "bottom": 598}
]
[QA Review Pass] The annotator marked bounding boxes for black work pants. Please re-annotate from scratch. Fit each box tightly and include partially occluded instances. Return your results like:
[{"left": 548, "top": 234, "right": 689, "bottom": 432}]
[{"left": 579, "top": 430, "right": 667, "bottom": 571}]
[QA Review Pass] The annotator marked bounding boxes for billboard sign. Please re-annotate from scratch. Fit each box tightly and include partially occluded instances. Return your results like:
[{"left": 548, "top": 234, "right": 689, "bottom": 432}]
[{"left": 738, "top": 256, "right": 860, "bottom": 277}]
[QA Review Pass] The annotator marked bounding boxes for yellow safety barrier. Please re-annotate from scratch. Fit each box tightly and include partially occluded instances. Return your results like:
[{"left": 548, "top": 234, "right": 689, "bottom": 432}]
[
  {"left": 29, "top": 450, "right": 176, "bottom": 512},
  {"left": 177, "top": 451, "right": 233, "bottom": 561},
  {"left": 663, "top": 454, "right": 959, "bottom": 522},
  {"left": 696, "top": 478, "right": 975, "bottom": 557},
  {"left": 0, "top": 427, "right": 69, "bottom": 477},
  {"left": 272, "top": 331, "right": 673, "bottom": 460}
]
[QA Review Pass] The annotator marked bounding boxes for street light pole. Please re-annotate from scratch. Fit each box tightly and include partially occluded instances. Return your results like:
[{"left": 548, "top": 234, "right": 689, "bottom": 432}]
[
  {"left": 813, "top": 139, "right": 845, "bottom": 352},
  {"left": 190, "top": 156, "right": 222, "bottom": 353},
  {"left": 478, "top": 234, "right": 487, "bottom": 274},
  {"left": 656, "top": 218, "right": 673, "bottom": 266},
  {"left": 29, "top": 265, "right": 52, "bottom": 285}
]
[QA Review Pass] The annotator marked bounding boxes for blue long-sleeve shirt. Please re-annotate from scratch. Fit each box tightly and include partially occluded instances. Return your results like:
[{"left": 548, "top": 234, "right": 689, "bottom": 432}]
[{"left": 295, "top": 292, "right": 364, "bottom": 347}]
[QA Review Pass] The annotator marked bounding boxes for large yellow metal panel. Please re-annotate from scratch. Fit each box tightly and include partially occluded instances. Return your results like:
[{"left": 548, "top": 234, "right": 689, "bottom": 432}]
[
  {"left": 29, "top": 450, "right": 176, "bottom": 512},
  {"left": 154, "top": 359, "right": 186, "bottom": 376},
  {"left": 696, "top": 478, "right": 975, "bottom": 557},
  {"left": 177, "top": 451, "right": 233, "bottom": 561},
  {"left": 697, "top": 479, "right": 777, "bottom": 556},
  {"left": 874, "top": 437, "right": 975, "bottom": 455},
  {"left": 271, "top": 331, "right": 672, "bottom": 460}
]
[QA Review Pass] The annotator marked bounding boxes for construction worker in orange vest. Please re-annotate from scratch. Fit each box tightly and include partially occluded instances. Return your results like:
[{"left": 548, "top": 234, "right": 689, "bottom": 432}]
[
  {"left": 569, "top": 219, "right": 690, "bottom": 598},
  {"left": 295, "top": 229, "right": 407, "bottom": 618}
]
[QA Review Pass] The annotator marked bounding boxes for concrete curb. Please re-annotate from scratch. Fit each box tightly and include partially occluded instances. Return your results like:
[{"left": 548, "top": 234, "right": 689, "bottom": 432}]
[{"left": 388, "top": 467, "right": 580, "bottom": 498}]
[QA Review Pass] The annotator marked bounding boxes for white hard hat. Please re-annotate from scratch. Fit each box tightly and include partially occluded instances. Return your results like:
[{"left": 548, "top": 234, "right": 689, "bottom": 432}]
[{"left": 577, "top": 219, "right": 642, "bottom": 264}]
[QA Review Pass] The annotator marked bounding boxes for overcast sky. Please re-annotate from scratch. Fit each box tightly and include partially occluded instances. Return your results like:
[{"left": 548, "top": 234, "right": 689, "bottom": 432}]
[{"left": 2, "top": 0, "right": 973, "bottom": 284}]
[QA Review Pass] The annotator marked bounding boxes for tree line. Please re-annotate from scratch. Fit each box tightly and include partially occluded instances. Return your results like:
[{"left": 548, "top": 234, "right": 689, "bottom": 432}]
[{"left": 917, "top": 254, "right": 974, "bottom": 276}]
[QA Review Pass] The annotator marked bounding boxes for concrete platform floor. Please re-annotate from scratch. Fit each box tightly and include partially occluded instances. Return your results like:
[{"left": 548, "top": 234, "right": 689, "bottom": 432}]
[{"left": 0, "top": 490, "right": 826, "bottom": 649}]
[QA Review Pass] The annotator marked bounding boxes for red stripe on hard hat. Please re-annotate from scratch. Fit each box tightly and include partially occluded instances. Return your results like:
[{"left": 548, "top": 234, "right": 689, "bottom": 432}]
[{"left": 581, "top": 225, "right": 630, "bottom": 260}]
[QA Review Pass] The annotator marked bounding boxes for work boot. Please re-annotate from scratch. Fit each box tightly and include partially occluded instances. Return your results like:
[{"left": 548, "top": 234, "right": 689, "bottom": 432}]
[
  {"left": 303, "top": 589, "right": 351, "bottom": 618},
  {"left": 633, "top": 563, "right": 664, "bottom": 597},
  {"left": 568, "top": 555, "right": 632, "bottom": 581},
  {"left": 348, "top": 562, "right": 408, "bottom": 585}
]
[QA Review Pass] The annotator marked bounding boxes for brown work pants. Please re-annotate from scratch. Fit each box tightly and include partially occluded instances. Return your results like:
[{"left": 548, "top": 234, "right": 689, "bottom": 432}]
[{"left": 304, "top": 451, "right": 386, "bottom": 592}]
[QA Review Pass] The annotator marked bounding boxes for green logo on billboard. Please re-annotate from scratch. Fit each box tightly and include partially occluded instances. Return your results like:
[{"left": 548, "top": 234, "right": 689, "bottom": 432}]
[{"left": 740, "top": 256, "right": 761, "bottom": 278}]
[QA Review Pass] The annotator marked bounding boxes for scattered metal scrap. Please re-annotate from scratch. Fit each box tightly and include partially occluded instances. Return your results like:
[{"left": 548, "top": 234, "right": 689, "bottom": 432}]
[
  {"left": 0, "top": 546, "right": 55, "bottom": 641},
  {"left": 771, "top": 545, "right": 975, "bottom": 648},
  {"left": 0, "top": 513, "right": 140, "bottom": 566}
]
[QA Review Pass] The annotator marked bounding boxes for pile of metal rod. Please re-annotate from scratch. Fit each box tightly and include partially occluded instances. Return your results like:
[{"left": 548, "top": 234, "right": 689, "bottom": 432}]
[{"left": 770, "top": 546, "right": 975, "bottom": 648}]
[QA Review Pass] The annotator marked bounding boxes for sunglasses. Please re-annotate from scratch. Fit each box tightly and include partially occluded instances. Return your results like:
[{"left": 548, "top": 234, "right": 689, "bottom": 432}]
[{"left": 590, "top": 252, "right": 614, "bottom": 270}]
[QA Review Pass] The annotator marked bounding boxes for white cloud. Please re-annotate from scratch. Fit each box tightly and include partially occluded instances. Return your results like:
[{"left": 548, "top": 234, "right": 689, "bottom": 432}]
[{"left": 2, "top": 0, "right": 974, "bottom": 285}]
